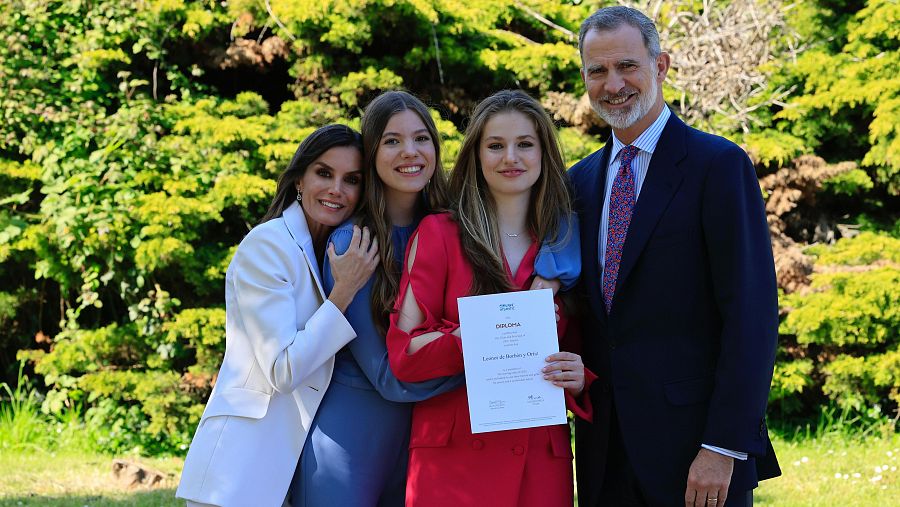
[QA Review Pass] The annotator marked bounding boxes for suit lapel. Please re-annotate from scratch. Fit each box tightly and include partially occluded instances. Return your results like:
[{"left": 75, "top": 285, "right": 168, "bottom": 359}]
[
  {"left": 615, "top": 115, "right": 687, "bottom": 296},
  {"left": 282, "top": 202, "right": 327, "bottom": 301},
  {"left": 579, "top": 144, "right": 612, "bottom": 323}
]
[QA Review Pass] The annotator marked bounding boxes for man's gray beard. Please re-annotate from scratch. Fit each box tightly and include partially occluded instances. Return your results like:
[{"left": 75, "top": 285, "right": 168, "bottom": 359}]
[{"left": 591, "top": 80, "right": 657, "bottom": 130}]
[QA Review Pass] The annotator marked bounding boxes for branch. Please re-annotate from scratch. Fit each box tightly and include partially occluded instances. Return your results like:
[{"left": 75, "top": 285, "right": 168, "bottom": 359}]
[
  {"left": 514, "top": 1, "right": 575, "bottom": 41},
  {"left": 263, "top": 0, "right": 297, "bottom": 42},
  {"left": 431, "top": 23, "right": 444, "bottom": 85}
]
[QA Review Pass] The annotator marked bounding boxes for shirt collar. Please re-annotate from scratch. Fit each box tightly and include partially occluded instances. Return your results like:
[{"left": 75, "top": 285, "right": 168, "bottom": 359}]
[{"left": 610, "top": 106, "right": 671, "bottom": 161}]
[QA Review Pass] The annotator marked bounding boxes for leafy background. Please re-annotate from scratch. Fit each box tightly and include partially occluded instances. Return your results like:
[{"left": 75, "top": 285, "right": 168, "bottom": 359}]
[{"left": 1, "top": 0, "right": 897, "bottom": 455}]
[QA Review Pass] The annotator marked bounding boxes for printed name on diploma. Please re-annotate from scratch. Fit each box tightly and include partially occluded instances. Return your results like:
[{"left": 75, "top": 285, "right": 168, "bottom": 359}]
[{"left": 482, "top": 351, "right": 540, "bottom": 361}]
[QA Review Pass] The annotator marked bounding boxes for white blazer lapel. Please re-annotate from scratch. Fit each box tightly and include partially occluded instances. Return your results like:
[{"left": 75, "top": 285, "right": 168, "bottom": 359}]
[{"left": 282, "top": 202, "right": 327, "bottom": 300}]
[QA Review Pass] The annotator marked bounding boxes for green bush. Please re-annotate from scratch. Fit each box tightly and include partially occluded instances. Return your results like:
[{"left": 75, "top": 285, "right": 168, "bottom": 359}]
[
  {"left": 777, "top": 233, "right": 900, "bottom": 419},
  {"left": 762, "top": 0, "right": 900, "bottom": 193},
  {"left": 769, "top": 358, "right": 815, "bottom": 415}
]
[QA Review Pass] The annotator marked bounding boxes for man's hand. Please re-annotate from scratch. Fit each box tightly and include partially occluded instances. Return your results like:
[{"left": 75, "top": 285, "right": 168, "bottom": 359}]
[{"left": 684, "top": 448, "right": 734, "bottom": 506}]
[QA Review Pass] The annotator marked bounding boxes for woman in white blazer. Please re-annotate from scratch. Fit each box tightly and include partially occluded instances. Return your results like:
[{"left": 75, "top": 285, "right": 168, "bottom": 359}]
[{"left": 176, "top": 124, "right": 379, "bottom": 507}]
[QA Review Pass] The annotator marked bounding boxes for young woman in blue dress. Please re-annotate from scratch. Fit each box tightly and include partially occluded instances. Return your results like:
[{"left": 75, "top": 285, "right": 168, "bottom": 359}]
[{"left": 290, "top": 91, "right": 580, "bottom": 507}]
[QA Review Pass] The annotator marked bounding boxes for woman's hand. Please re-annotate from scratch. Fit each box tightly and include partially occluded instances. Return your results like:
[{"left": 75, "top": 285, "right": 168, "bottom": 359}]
[
  {"left": 327, "top": 225, "right": 378, "bottom": 312},
  {"left": 542, "top": 351, "right": 585, "bottom": 397},
  {"left": 529, "top": 275, "right": 561, "bottom": 295}
]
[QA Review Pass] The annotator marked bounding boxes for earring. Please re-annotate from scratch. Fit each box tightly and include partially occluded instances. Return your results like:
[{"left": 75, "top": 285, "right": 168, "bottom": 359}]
[{"left": 296, "top": 189, "right": 302, "bottom": 203}]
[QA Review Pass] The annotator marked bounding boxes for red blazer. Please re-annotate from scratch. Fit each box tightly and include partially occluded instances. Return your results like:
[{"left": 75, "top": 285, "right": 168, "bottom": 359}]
[{"left": 387, "top": 213, "right": 594, "bottom": 507}]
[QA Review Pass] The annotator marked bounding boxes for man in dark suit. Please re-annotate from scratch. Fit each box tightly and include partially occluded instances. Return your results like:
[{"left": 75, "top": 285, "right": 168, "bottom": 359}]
[{"left": 568, "top": 6, "right": 780, "bottom": 507}]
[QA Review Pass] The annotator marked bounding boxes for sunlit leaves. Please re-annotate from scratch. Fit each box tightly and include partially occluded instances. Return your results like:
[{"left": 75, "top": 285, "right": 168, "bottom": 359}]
[
  {"left": 779, "top": 232, "right": 900, "bottom": 413},
  {"left": 774, "top": 0, "right": 900, "bottom": 192}
]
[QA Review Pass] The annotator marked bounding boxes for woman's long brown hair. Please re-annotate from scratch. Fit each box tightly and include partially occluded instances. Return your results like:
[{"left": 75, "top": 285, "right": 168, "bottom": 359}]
[{"left": 357, "top": 91, "right": 450, "bottom": 334}]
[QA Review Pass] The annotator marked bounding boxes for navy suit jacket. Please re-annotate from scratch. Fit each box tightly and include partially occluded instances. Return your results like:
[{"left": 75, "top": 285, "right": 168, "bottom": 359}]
[{"left": 569, "top": 112, "right": 780, "bottom": 506}]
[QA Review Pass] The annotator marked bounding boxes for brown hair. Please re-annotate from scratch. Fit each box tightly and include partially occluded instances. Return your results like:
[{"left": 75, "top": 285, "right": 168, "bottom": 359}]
[
  {"left": 357, "top": 91, "right": 450, "bottom": 333},
  {"left": 449, "top": 89, "right": 572, "bottom": 296}
]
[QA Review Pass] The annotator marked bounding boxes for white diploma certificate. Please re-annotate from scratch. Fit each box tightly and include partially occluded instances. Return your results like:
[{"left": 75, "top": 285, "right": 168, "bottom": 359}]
[{"left": 457, "top": 288, "right": 566, "bottom": 433}]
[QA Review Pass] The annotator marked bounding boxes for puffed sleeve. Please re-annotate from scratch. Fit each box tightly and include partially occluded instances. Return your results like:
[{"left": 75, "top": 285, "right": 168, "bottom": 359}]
[
  {"left": 534, "top": 213, "right": 581, "bottom": 291},
  {"left": 387, "top": 216, "right": 465, "bottom": 382},
  {"left": 232, "top": 224, "right": 356, "bottom": 393},
  {"left": 324, "top": 224, "right": 464, "bottom": 402}
]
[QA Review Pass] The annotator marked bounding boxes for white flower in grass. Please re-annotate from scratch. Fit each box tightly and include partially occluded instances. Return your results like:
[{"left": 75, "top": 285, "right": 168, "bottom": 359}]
[
  {"left": 870, "top": 475, "right": 883, "bottom": 482},
  {"left": 834, "top": 472, "right": 842, "bottom": 479},
  {"left": 793, "top": 461, "right": 801, "bottom": 466},
  {"left": 852, "top": 472, "right": 861, "bottom": 478},
  {"left": 801, "top": 456, "right": 809, "bottom": 463},
  {"left": 875, "top": 466, "right": 883, "bottom": 473},
  {"left": 891, "top": 466, "right": 897, "bottom": 472}
]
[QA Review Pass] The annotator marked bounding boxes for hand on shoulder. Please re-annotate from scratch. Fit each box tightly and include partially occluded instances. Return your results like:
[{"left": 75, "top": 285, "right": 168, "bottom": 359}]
[{"left": 327, "top": 225, "right": 378, "bottom": 312}]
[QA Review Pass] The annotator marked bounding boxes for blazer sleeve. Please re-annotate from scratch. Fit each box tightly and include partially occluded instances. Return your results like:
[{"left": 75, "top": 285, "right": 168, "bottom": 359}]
[
  {"left": 700, "top": 143, "right": 779, "bottom": 456},
  {"left": 534, "top": 212, "right": 582, "bottom": 291},
  {"left": 324, "top": 225, "right": 465, "bottom": 402},
  {"left": 387, "top": 216, "right": 465, "bottom": 382},
  {"left": 232, "top": 225, "right": 356, "bottom": 394}
]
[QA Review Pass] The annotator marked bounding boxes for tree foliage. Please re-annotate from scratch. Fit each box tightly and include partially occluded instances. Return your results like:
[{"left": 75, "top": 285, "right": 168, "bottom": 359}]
[
  {"left": 775, "top": 233, "right": 900, "bottom": 417},
  {"left": 762, "top": 0, "right": 900, "bottom": 191}
]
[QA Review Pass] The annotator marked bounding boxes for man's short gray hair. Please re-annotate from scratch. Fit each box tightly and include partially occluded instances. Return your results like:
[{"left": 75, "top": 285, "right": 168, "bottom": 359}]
[{"left": 578, "top": 6, "right": 661, "bottom": 60}]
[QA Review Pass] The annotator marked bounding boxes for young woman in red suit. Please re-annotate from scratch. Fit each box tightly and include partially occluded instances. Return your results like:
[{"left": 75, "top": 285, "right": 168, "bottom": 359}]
[{"left": 386, "top": 90, "right": 595, "bottom": 507}]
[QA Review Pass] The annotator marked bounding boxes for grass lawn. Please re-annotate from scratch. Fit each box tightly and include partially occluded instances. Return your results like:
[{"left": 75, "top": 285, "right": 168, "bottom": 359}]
[
  {"left": 0, "top": 436, "right": 897, "bottom": 506},
  {"left": 0, "top": 449, "right": 182, "bottom": 507},
  {"left": 755, "top": 434, "right": 899, "bottom": 506}
]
